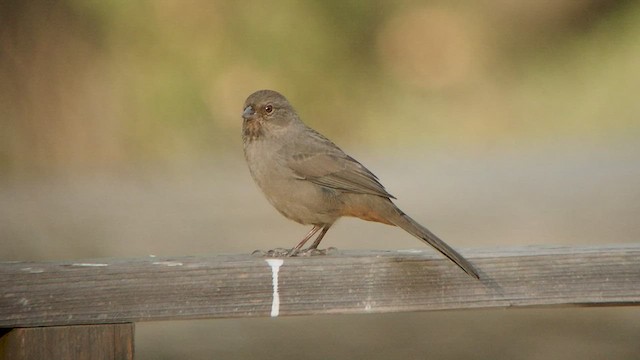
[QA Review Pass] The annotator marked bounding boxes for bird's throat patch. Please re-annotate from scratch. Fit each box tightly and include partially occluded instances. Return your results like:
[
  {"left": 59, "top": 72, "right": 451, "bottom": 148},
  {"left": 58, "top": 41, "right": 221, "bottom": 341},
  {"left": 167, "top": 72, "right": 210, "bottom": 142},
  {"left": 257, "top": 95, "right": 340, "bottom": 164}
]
[{"left": 243, "top": 119, "right": 264, "bottom": 141}]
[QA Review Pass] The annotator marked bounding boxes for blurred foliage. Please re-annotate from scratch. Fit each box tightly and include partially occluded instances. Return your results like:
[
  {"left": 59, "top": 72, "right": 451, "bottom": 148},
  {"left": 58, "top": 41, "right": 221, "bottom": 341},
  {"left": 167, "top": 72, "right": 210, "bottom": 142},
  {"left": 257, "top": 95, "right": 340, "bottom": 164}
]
[{"left": 1, "top": 0, "right": 639, "bottom": 175}]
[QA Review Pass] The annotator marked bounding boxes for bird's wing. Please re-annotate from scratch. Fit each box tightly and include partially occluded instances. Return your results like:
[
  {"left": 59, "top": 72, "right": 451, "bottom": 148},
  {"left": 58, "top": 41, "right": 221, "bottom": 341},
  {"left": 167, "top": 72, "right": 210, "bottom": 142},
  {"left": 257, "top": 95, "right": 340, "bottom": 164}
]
[{"left": 281, "top": 131, "right": 395, "bottom": 199}]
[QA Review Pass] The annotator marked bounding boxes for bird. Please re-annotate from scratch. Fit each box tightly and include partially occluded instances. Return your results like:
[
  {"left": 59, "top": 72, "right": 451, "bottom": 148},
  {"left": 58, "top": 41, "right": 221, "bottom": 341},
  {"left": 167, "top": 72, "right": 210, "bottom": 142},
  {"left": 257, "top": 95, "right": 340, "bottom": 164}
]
[{"left": 241, "top": 89, "right": 479, "bottom": 279}]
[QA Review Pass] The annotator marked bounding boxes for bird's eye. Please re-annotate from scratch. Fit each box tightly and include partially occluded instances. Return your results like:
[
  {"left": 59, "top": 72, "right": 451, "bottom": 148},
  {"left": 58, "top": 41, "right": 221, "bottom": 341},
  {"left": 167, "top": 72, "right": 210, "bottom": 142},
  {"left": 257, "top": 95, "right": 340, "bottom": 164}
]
[{"left": 264, "top": 104, "right": 274, "bottom": 114}]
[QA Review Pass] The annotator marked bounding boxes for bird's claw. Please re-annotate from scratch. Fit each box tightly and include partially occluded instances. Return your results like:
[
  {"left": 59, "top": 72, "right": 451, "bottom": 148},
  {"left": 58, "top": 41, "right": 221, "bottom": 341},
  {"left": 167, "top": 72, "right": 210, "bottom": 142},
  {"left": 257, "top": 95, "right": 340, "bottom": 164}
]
[
  {"left": 251, "top": 247, "right": 338, "bottom": 257},
  {"left": 294, "top": 247, "right": 338, "bottom": 257}
]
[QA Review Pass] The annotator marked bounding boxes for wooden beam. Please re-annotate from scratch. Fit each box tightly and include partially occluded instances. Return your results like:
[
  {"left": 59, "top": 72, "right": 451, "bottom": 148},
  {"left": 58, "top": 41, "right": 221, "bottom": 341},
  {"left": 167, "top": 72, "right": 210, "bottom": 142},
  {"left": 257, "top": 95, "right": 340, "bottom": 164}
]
[
  {"left": 1, "top": 245, "right": 639, "bottom": 327},
  {"left": 0, "top": 323, "right": 134, "bottom": 360}
]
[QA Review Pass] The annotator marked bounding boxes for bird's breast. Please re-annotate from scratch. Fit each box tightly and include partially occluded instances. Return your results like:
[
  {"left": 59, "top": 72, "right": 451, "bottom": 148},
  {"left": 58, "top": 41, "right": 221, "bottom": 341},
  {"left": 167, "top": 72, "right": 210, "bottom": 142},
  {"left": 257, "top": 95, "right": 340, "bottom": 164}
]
[{"left": 244, "top": 140, "right": 341, "bottom": 225}]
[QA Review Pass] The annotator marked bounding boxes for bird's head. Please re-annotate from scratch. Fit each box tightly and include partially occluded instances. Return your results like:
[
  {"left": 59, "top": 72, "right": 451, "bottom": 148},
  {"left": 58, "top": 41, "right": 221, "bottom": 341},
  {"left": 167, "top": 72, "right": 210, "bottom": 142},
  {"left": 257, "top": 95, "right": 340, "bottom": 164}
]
[{"left": 242, "top": 90, "right": 299, "bottom": 142}]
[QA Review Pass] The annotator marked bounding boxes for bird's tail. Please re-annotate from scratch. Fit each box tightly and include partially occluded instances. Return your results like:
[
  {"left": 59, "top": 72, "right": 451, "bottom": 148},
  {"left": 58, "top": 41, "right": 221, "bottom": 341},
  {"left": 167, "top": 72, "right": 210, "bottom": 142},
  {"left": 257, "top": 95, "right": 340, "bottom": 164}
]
[{"left": 388, "top": 207, "right": 479, "bottom": 279}]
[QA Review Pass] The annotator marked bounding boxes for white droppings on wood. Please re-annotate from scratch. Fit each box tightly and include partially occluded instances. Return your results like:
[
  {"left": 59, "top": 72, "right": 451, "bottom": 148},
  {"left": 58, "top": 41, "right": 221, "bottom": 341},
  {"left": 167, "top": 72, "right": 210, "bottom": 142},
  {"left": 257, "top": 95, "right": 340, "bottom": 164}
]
[
  {"left": 71, "top": 263, "right": 109, "bottom": 267},
  {"left": 21, "top": 267, "right": 44, "bottom": 273},
  {"left": 152, "top": 261, "right": 183, "bottom": 267},
  {"left": 396, "top": 249, "right": 424, "bottom": 254},
  {"left": 266, "top": 259, "right": 284, "bottom": 317}
]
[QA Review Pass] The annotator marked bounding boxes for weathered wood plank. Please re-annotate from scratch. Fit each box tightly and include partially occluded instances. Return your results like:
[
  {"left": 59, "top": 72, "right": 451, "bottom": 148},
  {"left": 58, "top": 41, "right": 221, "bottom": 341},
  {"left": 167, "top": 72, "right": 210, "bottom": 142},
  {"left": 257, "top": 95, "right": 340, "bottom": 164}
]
[
  {"left": 0, "top": 323, "right": 134, "bottom": 360},
  {"left": 1, "top": 245, "right": 639, "bottom": 327}
]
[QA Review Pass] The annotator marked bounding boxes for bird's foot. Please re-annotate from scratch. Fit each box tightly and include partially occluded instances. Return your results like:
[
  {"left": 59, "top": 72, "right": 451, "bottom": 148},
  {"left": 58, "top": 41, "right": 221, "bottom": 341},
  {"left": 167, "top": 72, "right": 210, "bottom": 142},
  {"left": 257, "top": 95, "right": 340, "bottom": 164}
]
[
  {"left": 251, "top": 247, "right": 338, "bottom": 257},
  {"left": 251, "top": 248, "right": 290, "bottom": 257},
  {"left": 292, "top": 246, "right": 338, "bottom": 257}
]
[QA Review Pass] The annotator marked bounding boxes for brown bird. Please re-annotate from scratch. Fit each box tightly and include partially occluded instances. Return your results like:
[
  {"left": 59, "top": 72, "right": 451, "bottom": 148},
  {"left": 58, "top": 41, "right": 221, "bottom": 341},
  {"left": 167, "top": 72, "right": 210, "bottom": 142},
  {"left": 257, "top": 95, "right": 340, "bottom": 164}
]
[{"left": 242, "top": 90, "right": 479, "bottom": 279}]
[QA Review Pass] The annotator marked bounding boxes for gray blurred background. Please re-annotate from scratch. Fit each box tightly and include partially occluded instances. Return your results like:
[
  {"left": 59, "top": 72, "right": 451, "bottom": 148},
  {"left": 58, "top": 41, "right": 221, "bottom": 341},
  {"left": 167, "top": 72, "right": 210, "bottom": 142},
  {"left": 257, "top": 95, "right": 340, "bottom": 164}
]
[{"left": 1, "top": 1, "right": 639, "bottom": 359}]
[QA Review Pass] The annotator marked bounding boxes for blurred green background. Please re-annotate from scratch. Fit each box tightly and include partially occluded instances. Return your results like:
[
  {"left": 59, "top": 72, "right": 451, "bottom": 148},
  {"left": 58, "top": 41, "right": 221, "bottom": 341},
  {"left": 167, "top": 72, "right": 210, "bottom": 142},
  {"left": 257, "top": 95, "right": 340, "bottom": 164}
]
[{"left": 1, "top": 1, "right": 639, "bottom": 359}]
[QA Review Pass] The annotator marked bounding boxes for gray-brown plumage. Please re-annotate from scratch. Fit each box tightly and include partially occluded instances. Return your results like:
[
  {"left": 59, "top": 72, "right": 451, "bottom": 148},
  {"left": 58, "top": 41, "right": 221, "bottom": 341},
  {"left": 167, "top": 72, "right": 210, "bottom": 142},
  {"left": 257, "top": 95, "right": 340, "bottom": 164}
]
[{"left": 242, "top": 89, "right": 479, "bottom": 279}]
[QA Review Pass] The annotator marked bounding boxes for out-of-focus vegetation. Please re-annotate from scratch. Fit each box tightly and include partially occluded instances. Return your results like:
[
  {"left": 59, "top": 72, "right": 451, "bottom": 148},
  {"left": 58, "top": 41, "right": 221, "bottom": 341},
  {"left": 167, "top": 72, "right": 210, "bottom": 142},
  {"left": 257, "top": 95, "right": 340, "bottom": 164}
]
[{"left": 1, "top": 0, "right": 639, "bottom": 175}]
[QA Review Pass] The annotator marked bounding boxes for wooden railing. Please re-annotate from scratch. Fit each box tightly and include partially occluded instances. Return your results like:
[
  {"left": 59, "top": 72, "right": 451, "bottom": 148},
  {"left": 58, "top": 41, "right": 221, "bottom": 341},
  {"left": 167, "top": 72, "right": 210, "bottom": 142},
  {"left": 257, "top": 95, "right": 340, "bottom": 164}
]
[{"left": 2, "top": 244, "right": 639, "bottom": 359}]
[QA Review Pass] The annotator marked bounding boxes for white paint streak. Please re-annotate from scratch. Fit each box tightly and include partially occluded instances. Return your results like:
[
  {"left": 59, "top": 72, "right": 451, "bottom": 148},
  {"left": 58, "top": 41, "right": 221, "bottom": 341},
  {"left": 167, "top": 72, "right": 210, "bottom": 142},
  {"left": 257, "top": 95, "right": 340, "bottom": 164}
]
[
  {"left": 71, "top": 263, "right": 109, "bottom": 267},
  {"left": 266, "top": 259, "right": 284, "bottom": 317},
  {"left": 152, "top": 261, "right": 183, "bottom": 266}
]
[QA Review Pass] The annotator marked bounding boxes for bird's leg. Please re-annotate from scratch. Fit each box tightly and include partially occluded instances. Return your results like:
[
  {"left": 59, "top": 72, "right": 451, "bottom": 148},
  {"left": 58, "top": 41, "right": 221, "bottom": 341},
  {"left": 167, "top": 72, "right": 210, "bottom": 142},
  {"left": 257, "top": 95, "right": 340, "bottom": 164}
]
[
  {"left": 289, "top": 225, "right": 322, "bottom": 256},
  {"left": 307, "top": 225, "right": 331, "bottom": 250}
]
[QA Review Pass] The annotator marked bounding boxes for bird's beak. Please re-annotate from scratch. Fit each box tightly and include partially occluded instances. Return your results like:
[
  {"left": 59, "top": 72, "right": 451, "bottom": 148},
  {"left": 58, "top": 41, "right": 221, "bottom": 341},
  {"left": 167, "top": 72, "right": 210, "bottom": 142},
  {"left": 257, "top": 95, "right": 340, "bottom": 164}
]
[{"left": 242, "top": 105, "right": 255, "bottom": 120}]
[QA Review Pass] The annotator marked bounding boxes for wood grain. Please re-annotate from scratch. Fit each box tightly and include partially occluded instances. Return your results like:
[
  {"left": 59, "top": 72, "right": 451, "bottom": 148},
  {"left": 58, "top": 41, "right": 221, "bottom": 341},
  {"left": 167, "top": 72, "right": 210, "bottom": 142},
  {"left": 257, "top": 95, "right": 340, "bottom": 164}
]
[
  {"left": 0, "top": 324, "right": 133, "bottom": 359},
  {"left": 1, "top": 245, "right": 639, "bottom": 328}
]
